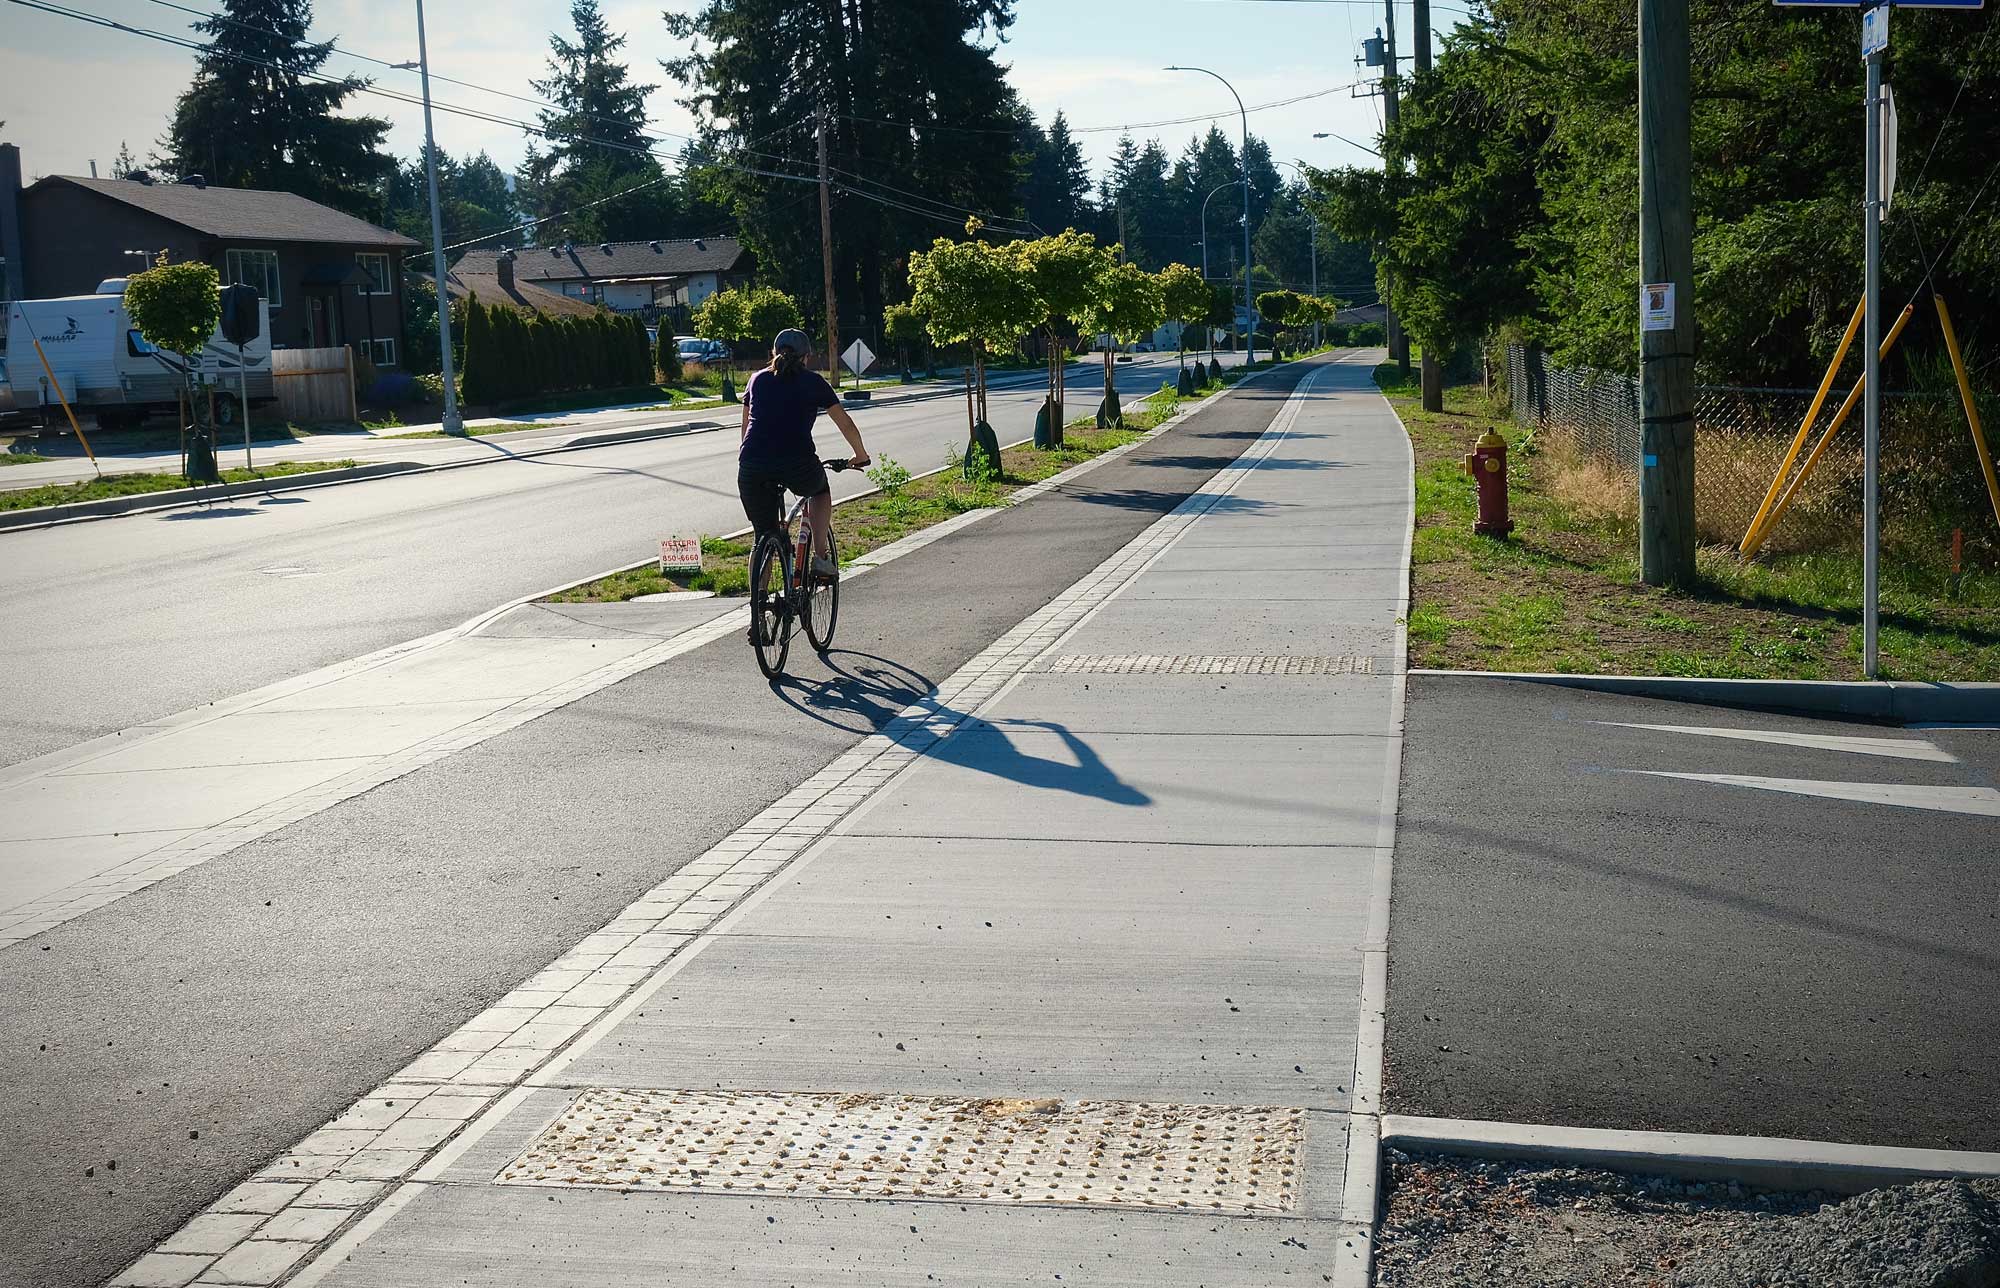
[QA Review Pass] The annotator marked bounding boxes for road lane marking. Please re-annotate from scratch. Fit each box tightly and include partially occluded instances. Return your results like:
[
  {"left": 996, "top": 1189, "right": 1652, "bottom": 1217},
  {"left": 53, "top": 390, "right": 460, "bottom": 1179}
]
[
  {"left": 1597, "top": 721, "right": 1959, "bottom": 762},
  {"left": 1632, "top": 772, "right": 2000, "bottom": 817}
]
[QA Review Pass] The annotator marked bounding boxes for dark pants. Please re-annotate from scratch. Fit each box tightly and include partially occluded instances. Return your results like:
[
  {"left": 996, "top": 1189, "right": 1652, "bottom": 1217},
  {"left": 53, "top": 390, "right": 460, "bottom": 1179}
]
[{"left": 738, "top": 455, "right": 830, "bottom": 537}]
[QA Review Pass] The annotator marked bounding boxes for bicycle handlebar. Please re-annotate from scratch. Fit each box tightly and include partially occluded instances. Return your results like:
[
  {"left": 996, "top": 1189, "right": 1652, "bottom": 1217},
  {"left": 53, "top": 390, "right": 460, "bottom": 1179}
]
[{"left": 823, "top": 458, "right": 856, "bottom": 472}]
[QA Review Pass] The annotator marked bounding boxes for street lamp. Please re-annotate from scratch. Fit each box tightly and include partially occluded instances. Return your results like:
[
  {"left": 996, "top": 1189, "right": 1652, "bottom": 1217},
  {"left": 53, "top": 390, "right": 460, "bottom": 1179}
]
[
  {"left": 1313, "top": 131, "right": 1382, "bottom": 159},
  {"left": 395, "top": 0, "right": 463, "bottom": 434},
  {"left": 1199, "top": 179, "right": 1242, "bottom": 282},
  {"left": 1276, "top": 160, "right": 1319, "bottom": 348},
  {"left": 1167, "top": 65, "right": 1255, "bottom": 365}
]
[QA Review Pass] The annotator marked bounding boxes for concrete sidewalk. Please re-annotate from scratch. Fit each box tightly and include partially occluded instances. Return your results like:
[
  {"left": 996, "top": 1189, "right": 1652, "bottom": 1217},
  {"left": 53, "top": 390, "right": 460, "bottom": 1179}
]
[{"left": 104, "top": 353, "right": 1411, "bottom": 1288}]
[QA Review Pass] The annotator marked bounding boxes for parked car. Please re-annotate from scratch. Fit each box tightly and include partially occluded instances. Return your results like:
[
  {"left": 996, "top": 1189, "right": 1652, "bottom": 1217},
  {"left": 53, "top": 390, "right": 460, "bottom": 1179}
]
[{"left": 675, "top": 336, "right": 730, "bottom": 365}]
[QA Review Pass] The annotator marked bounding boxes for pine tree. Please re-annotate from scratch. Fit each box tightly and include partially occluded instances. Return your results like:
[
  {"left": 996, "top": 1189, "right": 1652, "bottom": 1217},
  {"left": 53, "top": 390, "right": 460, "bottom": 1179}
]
[
  {"left": 656, "top": 321, "right": 682, "bottom": 383},
  {"left": 110, "top": 141, "right": 138, "bottom": 179},
  {"left": 162, "top": 0, "right": 391, "bottom": 219},
  {"left": 460, "top": 296, "right": 495, "bottom": 406},
  {"left": 521, "top": 0, "right": 654, "bottom": 225}
]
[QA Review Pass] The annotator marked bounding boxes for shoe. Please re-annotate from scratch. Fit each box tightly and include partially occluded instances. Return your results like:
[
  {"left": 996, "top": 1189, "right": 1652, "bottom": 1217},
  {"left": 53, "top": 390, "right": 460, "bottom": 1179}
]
[{"left": 811, "top": 556, "right": 838, "bottom": 581}]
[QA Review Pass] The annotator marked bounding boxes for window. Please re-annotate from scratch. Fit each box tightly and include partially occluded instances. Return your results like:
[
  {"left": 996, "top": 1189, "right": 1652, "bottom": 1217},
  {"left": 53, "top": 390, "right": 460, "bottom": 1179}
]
[
  {"left": 356, "top": 253, "right": 392, "bottom": 296},
  {"left": 363, "top": 338, "right": 397, "bottom": 367},
  {"left": 126, "top": 329, "right": 158, "bottom": 357},
  {"left": 224, "top": 249, "right": 281, "bottom": 307}
]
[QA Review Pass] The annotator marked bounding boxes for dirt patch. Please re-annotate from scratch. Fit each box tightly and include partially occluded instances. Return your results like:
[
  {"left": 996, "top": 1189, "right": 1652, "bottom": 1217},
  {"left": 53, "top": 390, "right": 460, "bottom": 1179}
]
[{"left": 1377, "top": 1153, "right": 2000, "bottom": 1288}]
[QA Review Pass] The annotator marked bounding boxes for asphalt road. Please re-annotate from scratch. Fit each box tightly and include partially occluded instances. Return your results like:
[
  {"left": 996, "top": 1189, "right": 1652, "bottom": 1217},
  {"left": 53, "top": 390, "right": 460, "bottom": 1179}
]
[
  {"left": 0, "top": 351, "right": 1224, "bottom": 768},
  {"left": 0, "top": 354, "right": 1326, "bottom": 1288},
  {"left": 1386, "top": 676, "right": 2000, "bottom": 1153}
]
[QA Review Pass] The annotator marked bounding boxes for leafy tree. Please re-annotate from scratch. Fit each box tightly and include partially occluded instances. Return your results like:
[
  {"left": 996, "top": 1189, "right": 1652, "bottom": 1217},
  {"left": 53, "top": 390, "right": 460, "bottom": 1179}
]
[
  {"left": 666, "top": 0, "right": 1022, "bottom": 349},
  {"left": 1080, "top": 258, "right": 1165, "bottom": 426},
  {"left": 744, "top": 286, "right": 805, "bottom": 345},
  {"left": 884, "top": 302, "right": 928, "bottom": 377},
  {"left": 125, "top": 260, "right": 226, "bottom": 479},
  {"left": 908, "top": 222, "right": 1041, "bottom": 437},
  {"left": 1013, "top": 229, "right": 1112, "bottom": 442},
  {"left": 1158, "top": 262, "right": 1211, "bottom": 370},
  {"left": 161, "top": 0, "right": 392, "bottom": 220},
  {"left": 693, "top": 287, "right": 753, "bottom": 352}
]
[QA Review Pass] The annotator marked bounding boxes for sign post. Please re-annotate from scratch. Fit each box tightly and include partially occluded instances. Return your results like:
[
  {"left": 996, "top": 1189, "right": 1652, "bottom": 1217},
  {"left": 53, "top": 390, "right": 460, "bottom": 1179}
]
[{"left": 1775, "top": 0, "right": 1981, "bottom": 677}]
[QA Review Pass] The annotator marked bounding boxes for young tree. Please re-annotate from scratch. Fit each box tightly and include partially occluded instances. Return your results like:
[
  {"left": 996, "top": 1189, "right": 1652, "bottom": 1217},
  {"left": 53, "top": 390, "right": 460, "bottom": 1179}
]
[
  {"left": 692, "top": 288, "right": 753, "bottom": 353},
  {"left": 908, "top": 223, "right": 1041, "bottom": 453},
  {"left": 744, "top": 286, "right": 805, "bottom": 345},
  {"left": 1080, "top": 259, "right": 1165, "bottom": 427},
  {"left": 123, "top": 260, "right": 224, "bottom": 480},
  {"left": 883, "top": 302, "right": 928, "bottom": 381},
  {"left": 1013, "top": 229, "right": 1112, "bottom": 446},
  {"left": 1158, "top": 262, "right": 1211, "bottom": 372},
  {"left": 1204, "top": 282, "right": 1235, "bottom": 370},
  {"left": 656, "top": 322, "right": 683, "bottom": 384},
  {"left": 162, "top": 0, "right": 392, "bottom": 220}
]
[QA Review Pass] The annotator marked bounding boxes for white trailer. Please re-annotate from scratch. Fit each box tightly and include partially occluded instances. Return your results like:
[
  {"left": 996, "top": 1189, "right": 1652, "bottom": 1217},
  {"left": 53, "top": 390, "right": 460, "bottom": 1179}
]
[{"left": 0, "top": 280, "right": 273, "bottom": 430}]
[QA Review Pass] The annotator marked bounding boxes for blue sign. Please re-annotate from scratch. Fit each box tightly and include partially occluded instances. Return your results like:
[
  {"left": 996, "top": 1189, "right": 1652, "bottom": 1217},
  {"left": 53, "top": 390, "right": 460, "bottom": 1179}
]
[{"left": 1775, "top": 0, "right": 1980, "bottom": 7}]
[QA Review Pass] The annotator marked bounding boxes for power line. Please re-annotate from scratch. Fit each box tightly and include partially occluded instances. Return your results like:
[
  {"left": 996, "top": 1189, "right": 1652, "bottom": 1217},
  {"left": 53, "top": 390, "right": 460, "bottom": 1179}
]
[{"left": 8, "top": 0, "right": 1041, "bottom": 252}]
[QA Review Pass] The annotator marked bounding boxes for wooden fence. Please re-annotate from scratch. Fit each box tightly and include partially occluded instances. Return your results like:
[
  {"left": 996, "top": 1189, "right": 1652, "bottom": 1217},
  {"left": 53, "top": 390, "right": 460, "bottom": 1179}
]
[{"left": 271, "top": 347, "right": 356, "bottom": 423}]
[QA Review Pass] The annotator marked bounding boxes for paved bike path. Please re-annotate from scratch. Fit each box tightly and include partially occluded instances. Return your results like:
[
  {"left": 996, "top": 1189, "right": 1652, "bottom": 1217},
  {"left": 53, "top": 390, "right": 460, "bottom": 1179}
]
[{"left": 1, "top": 359, "right": 1329, "bottom": 1288}]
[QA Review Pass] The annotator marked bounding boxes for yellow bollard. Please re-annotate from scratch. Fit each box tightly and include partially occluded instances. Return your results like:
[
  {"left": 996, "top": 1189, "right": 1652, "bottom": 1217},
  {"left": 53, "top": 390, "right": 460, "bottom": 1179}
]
[
  {"left": 1740, "top": 297, "right": 1864, "bottom": 554},
  {"left": 1934, "top": 295, "right": 2000, "bottom": 536},
  {"left": 30, "top": 335, "right": 102, "bottom": 477},
  {"left": 1742, "top": 303, "right": 1914, "bottom": 560}
]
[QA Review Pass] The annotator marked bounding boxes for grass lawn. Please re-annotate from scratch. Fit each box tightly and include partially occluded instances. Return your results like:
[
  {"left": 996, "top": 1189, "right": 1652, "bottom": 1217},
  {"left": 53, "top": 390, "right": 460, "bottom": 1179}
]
[
  {"left": 1384, "top": 364, "right": 2000, "bottom": 681},
  {"left": 381, "top": 419, "right": 577, "bottom": 440},
  {"left": 0, "top": 458, "right": 369, "bottom": 513},
  {"left": 1, "top": 451, "right": 49, "bottom": 466}
]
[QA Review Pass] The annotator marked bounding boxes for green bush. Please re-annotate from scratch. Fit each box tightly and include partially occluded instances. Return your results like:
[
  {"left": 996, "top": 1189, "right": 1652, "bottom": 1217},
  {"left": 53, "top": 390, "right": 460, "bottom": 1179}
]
[{"left": 656, "top": 324, "right": 683, "bottom": 382}]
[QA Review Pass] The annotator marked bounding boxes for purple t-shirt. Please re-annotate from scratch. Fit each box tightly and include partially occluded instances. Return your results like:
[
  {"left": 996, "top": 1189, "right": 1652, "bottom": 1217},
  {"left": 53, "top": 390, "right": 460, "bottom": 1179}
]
[{"left": 741, "top": 368, "right": 837, "bottom": 467}]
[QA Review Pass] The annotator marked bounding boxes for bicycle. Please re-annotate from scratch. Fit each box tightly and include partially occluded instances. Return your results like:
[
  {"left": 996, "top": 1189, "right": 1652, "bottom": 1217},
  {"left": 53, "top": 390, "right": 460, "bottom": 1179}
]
[{"left": 748, "top": 458, "right": 853, "bottom": 678}]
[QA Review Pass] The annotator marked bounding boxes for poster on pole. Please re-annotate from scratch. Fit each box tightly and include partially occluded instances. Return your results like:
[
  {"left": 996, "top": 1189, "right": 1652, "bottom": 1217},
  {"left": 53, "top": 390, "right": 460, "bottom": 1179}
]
[
  {"left": 658, "top": 537, "right": 702, "bottom": 573},
  {"left": 1640, "top": 283, "right": 1676, "bottom": 333}
]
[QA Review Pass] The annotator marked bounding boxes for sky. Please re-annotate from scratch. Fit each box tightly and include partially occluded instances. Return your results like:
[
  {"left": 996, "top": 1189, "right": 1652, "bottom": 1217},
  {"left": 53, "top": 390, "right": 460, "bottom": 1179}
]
[{"left": 2, "top": 0, "right": 1452, "bottom": 192}]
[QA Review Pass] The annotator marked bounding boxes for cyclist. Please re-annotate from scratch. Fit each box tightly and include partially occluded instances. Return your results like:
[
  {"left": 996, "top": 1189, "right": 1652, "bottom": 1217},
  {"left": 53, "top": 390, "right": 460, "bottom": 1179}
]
[{"left": 738, "top": 327, "right": 869, "bottom": 585}]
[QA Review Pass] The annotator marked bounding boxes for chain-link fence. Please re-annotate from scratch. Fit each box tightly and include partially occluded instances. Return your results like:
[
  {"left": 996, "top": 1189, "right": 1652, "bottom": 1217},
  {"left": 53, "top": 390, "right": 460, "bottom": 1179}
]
[{"left": 1505, "top": 345, "right": 1998, "bottom": 560}]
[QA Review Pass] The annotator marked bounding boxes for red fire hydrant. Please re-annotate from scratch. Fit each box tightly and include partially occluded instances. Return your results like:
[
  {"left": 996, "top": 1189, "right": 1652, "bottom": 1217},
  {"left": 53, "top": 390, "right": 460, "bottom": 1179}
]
[{"left": 1462, "top": 429, "right": 1514, "bottom": 538}]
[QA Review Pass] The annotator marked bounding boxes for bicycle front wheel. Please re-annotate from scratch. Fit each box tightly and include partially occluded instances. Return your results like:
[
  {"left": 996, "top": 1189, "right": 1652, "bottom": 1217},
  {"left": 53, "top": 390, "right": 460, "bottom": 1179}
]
[
  {"left": 803, "top": 532, "right": 840, "bottom": 654},
  {"left": 749, "top": 534, "right": 792, "bottom": 679}
]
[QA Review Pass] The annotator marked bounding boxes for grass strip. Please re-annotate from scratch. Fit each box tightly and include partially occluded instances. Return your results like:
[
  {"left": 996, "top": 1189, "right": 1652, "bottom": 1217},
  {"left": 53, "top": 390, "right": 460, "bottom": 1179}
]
[
  {"left": 1386, "top": 363, "right": 2000, "bottom": 681},
  {"left": 0, "top": 458, "right": 369, "bottom": 513},
  {"left": 1, "top": 451, "right": 50, "bottom": 466}
]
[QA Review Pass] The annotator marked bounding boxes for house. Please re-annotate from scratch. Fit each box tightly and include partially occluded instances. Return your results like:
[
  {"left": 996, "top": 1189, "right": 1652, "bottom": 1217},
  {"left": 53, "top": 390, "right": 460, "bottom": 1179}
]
[
  {"left": 450, "top": 237, "right": 751, "bottom": 318},
  {"left": 0, "top": 144, "right": 418, "bottom": 367},
  {"left": 426, "top": 250, "right": 604, "bottom": 320}
]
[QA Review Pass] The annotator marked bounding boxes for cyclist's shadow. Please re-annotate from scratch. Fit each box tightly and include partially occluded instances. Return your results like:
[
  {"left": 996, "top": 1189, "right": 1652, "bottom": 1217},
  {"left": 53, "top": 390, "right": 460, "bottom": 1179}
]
[{"left": 772, "top": 653, "right": 1150, "bottom": 807}]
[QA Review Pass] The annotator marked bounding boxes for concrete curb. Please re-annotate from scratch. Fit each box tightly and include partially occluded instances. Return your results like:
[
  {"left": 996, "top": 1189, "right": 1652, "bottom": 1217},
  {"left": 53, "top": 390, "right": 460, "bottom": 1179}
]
[
  {"left": 0, "top": 460, "right": 429, "bottom": 531},
  {"left": 1382, "top": 1114, "right": 2000, "bottom": 1196},
  {"left": 560, "top": 420, "right": 720, "bottom": 450},
  {"left": 1410, "top": 668, "right": 2000, "bottom": 723}
]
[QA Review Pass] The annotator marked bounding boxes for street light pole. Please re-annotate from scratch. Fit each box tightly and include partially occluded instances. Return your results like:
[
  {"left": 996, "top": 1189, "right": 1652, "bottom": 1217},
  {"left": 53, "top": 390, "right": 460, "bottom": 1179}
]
[
  {"left": 413, "top": 0, "right": 462, "bottom": 434},
  {"left": 1169, "top": 66, "right": 1255, "bottom": 366}
]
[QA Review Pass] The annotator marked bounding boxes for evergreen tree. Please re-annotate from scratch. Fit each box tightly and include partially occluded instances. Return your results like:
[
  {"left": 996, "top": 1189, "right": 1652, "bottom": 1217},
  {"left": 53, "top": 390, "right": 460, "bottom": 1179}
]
[
  {"left": 520, "top": 0, "right": 655, "bottom": 229},
  {"left": 656, "top": 323, "right": 683, "bottom": 383},
  {"left": 665, "top": 0, "right": 1023, "bottom": 343},
  {"left": 1019, "top": 110, "right": 1093, "bottom": 235},
  {"left": 460, "top": 296, "right": 496, "bottom": 405},
  {"left": 110, "top": 141, "right": 138, "bottom": 179},
  {"left": 162, "top": 0, "right": 391, "bottom": 219}
]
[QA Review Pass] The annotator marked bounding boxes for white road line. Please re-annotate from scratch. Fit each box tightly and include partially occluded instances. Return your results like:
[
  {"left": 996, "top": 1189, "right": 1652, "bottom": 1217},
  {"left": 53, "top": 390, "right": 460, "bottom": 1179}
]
[
  {"left": 1632, "top": 772, "right": 2000, "bottom": 817},
  {"left": 1597, "top": 721, "right": 1959, "bottom": 762}
]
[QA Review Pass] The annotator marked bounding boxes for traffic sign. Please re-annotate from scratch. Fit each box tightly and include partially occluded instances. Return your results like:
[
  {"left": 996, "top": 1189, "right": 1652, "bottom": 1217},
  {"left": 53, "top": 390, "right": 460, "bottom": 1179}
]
[
  {"left": 1774, "top": 0, "right": 1980, "bottom": 8},
  {"left": 841, "top": 339, "right": 875, "bottom": 375},
  {"left": 1863, "top": 4, "right": 1890, "bottom": 52}
]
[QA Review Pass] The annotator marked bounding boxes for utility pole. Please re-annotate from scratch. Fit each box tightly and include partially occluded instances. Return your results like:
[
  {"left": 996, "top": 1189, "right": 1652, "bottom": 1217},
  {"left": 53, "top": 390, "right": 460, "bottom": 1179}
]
[
  {"left": 817, "top": 102, "right": 840, "bottom": 388},
  {"left": 413, "top": 0, "right": 461, "bottom": 434},
  {"left": 1381, "top": 0, "right": 1409, "bottom": 373},
  {"left": 1637, "top": 0, "right": 1696, "bottom": 587},
  {"left": 1862, "top": 1, "right": 1887, "bottom": 675},
  {"left": 1411, "top": 0, "right": 1442, "bottom": 405}
]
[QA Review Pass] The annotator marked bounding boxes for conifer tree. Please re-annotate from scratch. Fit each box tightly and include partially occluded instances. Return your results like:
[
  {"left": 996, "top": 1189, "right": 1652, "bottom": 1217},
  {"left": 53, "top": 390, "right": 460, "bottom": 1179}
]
[{"left": 162, "top": 0, "right": 391, "bottom": 219}]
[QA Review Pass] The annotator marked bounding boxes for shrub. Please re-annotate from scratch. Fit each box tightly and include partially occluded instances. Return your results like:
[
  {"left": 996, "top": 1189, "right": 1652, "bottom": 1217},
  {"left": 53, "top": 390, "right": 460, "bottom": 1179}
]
[
  {"left": 1349, "top": 322, "right": 1386, "bottom": 346},
  {"left": 865, "top": 455, "right": 912, "bottom": 498},
  {"left": 365, "top": 372, "right": 420, "bottom": 405}
]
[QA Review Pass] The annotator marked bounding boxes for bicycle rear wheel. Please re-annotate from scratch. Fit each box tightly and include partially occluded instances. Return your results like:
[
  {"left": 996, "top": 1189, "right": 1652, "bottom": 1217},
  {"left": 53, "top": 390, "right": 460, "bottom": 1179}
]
[
  {"left": 749, "top": 533, "right": 792, "bottom": 679},
  {"left": 803, "top": 531, "right": 840, "bottom": 654}
]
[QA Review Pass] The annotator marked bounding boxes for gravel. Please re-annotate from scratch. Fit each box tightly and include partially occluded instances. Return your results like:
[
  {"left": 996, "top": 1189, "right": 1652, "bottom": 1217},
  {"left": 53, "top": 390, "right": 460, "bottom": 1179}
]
[{"left": 1375, "top": 1151, "right": 2000, "bottom": 1288}]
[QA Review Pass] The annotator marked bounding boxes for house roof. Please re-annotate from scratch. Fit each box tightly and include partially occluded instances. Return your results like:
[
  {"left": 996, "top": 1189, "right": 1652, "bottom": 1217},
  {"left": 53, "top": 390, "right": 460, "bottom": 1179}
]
[
  {"left": 453, "top": 237, "right": 747, "bottom": 284},
  {"left": 428, "top": 268, "right": 603, "bottom": 319},
  {"left": 30, "top": 175, "right": 419, "bottom": 248}
]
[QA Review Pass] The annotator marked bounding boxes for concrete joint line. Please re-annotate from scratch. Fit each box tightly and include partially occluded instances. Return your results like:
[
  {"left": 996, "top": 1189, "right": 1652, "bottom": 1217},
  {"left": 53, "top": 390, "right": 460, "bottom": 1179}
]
[{"left": 104, "top": 354, "right": 1331, "bottom": 1288}]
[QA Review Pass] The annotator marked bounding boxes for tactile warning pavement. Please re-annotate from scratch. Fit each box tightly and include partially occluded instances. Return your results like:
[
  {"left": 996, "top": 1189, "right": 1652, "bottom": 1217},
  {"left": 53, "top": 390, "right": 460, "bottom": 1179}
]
[
  {"left": 1033, "top": 654, "right": 1377, "bottom": 675},
  {"left": 499, "top": 1089, "right": 1303, "bottom": 1213}
]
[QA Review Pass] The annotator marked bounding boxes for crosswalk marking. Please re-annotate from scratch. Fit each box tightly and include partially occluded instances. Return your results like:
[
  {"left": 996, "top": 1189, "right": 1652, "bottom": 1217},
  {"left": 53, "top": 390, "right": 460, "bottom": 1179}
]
[
  {"left": 1633, "top": 772, "right": 2000, "bottom": 817},
  {"left": 1597, "top": 722, "right": 1959, "bottom": 763}
]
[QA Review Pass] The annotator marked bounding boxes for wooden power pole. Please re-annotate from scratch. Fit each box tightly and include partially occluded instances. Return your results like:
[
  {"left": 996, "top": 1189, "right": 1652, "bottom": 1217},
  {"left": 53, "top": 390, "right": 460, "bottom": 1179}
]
[
  {"left": 1412, "top": 0, "right": 1443, "bottom": 409},
  {"left": 817, "top": 103, "right": 841, "bottom": 387},
  {"left": 1637, "top": 0, "right": 1696, "bottom": 587},
  {"left": 1381, "top": 0, "right": 1409, "bottom": 373}
]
